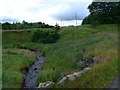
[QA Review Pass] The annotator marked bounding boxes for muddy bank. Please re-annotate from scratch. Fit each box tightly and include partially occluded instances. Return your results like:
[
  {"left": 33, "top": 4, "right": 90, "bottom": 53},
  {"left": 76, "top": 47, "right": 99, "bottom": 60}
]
[{"left": 23, "top": 50, "right": 45, "bottom": 88}]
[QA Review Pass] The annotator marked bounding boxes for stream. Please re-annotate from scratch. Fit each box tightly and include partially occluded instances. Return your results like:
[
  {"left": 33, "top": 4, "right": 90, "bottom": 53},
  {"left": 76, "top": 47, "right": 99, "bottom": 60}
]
[{"left": 23, "top": 51, "right": 45, "bottom": 88}]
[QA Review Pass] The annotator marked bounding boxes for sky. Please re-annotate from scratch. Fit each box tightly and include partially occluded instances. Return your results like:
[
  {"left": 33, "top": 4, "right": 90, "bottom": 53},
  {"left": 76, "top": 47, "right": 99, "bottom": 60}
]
[{"left": 0, "top": 0, "right": 93, "bottom": 26}]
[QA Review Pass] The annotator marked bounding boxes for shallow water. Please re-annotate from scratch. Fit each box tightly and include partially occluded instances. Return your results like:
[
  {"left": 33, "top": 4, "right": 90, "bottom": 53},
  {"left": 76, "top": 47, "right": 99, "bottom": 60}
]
[{"left": 24, "top": 51, "right": 45, "bottom": 88}]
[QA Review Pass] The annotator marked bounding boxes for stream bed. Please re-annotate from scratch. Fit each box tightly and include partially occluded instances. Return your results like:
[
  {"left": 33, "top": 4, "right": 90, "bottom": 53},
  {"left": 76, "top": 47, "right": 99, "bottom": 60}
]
[{"left": 23, "top": 51, "right": 45, "bottom": 88}]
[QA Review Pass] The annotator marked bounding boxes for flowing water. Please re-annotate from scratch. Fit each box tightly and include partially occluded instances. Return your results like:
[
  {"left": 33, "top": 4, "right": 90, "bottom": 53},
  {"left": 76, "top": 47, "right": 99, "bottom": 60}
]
[{"left": 24, "top": 51, "right": 45, "bottom": 88}]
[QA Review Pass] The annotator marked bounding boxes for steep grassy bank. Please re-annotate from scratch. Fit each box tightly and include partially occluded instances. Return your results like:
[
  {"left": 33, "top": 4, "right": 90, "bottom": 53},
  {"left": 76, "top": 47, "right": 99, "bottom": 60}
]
[
  {"left": 2, "top": 49, "right": 36, "bottom": 88},
  {"left": 2, "top": 24, "right": 119, "bottom": 88}
]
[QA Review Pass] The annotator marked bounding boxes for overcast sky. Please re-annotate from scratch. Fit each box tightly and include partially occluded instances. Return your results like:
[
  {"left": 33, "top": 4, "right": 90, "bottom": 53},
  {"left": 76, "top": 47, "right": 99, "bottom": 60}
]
[{"left": 0, "top": 0, "right": 93, "bottom": 26}]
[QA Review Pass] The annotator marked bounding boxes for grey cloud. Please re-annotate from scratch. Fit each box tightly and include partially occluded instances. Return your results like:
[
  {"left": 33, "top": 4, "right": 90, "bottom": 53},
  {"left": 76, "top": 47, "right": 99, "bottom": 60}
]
[{"left": 52, "top": 2, "right": 91, "bottom": 21}]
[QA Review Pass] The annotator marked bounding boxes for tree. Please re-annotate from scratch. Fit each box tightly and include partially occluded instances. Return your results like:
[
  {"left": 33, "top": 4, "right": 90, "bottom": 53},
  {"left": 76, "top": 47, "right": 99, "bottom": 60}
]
[
  {"left": 2, "top": 22, "right": 11, "bottom": 30},
  {"left": 16, "top": 22, "right": 23, "bottom": 29},
  {"left": 2, "top": 21, "right": 54, "bottom": 30},
  {"left": 82, "top": 1, "right": 120, "bottom": 24},
  {"left": 88, "top": 2, "right": 119, "bottom": 14}
]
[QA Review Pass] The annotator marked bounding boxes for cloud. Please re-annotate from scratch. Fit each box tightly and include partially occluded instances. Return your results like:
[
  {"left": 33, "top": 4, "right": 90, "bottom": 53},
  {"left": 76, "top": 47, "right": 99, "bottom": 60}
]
[
  {"left": 0, "top": 0, "right": 93, "bottom": 26},
  {"left": 52, "top": 2, "right": 92, "bottom": 21},
  {"left": 0, "top": 16, "right": 19, "bottom": 22}
]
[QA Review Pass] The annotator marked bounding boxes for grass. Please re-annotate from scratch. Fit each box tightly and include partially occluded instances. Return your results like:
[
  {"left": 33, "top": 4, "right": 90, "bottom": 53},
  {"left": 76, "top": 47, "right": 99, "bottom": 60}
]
[
  {"left": 2, "top": 24, "right": 119, "bottom": 88},
  {"left": 2, "top": 49, "right": 36, "bottom": 88},
  {"left": 56, "top": 48, "right": 118, "bottom": 88},
  {"left": 0, "top": 29, "right": 2, "bottom": 89}
]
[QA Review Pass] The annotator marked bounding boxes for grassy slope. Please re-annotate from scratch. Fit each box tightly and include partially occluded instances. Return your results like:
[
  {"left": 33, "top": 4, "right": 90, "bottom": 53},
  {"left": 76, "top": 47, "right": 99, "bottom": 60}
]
[
  {"left": 56, "top": 48, "right": 118, "bottom": 88},
  {"left": 2, "top": 24, "right": 119, "bottom": 88},
  {"left": 0, "top": 30, "right": 2, "bottom": 89},
  {"left": 2, "top": 49, "right": 36, "bottom": 88}
]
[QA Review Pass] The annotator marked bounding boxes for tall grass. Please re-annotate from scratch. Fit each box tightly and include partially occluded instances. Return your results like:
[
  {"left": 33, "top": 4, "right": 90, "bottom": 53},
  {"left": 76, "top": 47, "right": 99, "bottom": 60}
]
[
  {"left": 2, "top": 24, "right": 118, "bottom": 88},
  {"left": 2, "top": 49, "right": 36, "bottom": 88}
]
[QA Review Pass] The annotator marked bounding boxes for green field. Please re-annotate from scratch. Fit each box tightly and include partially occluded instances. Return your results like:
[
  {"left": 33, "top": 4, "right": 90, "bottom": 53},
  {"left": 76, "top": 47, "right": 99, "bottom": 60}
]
[{"left": 2, "top": 24, "right": 119, "bottom": 88}]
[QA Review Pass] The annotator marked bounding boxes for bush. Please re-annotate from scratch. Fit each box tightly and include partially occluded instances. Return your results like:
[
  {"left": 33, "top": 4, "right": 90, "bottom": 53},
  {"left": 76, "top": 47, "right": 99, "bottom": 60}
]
[
  {"left": 31, "top": 29, "right": 59, "bottom": 43},
  {"left": 54, "top": 23, "right": 60, "bottom": 31}
]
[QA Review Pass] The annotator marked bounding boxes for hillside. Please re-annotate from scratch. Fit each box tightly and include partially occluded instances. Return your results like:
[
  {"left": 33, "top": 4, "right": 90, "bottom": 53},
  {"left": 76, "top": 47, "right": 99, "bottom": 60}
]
[{"left": 2, "top": 24, "right": 119, "bottom": 88}]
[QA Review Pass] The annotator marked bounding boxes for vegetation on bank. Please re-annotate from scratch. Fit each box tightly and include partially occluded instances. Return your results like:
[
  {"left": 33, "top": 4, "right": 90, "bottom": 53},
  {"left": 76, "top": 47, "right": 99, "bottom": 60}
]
[
  {"left": 2, "top": 49, "right": 36, "bottom": 88},
  {"left": 2, "top": 1, "right": 120, "bottom": 88},
  {"left": 31, "top": 29, "right": 59, "bottom": 43},
  {"left": 2, "top": 24, "right": 119, "bottom": 88}
]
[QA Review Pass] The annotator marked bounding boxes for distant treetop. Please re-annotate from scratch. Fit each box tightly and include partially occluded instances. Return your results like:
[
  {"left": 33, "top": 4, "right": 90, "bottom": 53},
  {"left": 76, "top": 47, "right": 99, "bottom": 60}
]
[{"left": 2, "top": 20, "right": 54, "bottom": 30}]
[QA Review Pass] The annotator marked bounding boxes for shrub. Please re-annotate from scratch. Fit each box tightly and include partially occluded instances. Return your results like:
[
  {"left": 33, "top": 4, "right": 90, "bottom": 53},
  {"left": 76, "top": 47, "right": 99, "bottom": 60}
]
[
  {"left": 54, "top": 23, "right": 60, "bottom": 31},
  {"left": 31, "top": 29, "right": 59, "bottom": 43}
]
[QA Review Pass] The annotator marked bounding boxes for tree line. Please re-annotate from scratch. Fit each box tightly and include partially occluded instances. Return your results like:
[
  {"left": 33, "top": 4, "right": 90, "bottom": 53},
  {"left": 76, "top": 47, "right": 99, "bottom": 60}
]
[
  {"left": 1, "top": 20, "right": 55, "bottom": 30},
  {"left": 82, "top": 1, "right": 120, "bottom": 25}
]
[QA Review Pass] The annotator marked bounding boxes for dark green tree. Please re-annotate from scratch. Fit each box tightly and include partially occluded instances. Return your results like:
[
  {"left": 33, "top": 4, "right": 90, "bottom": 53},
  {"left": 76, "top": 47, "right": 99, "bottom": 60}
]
[
  {"left": 2, "top": 21, "right": 54, "bottom": 30},
  {"left": 2, "top": 22, "right": 11, "bottom": 30},
  {"left": 82, "top": 1, "right": 120, "bottom": 24}
]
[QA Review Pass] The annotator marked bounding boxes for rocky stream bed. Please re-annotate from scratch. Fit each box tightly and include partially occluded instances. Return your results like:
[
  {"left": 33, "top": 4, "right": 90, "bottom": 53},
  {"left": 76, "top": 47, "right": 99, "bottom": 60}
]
[{"left": 23, "top": 50, "right": 45, "bottom": 88}]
